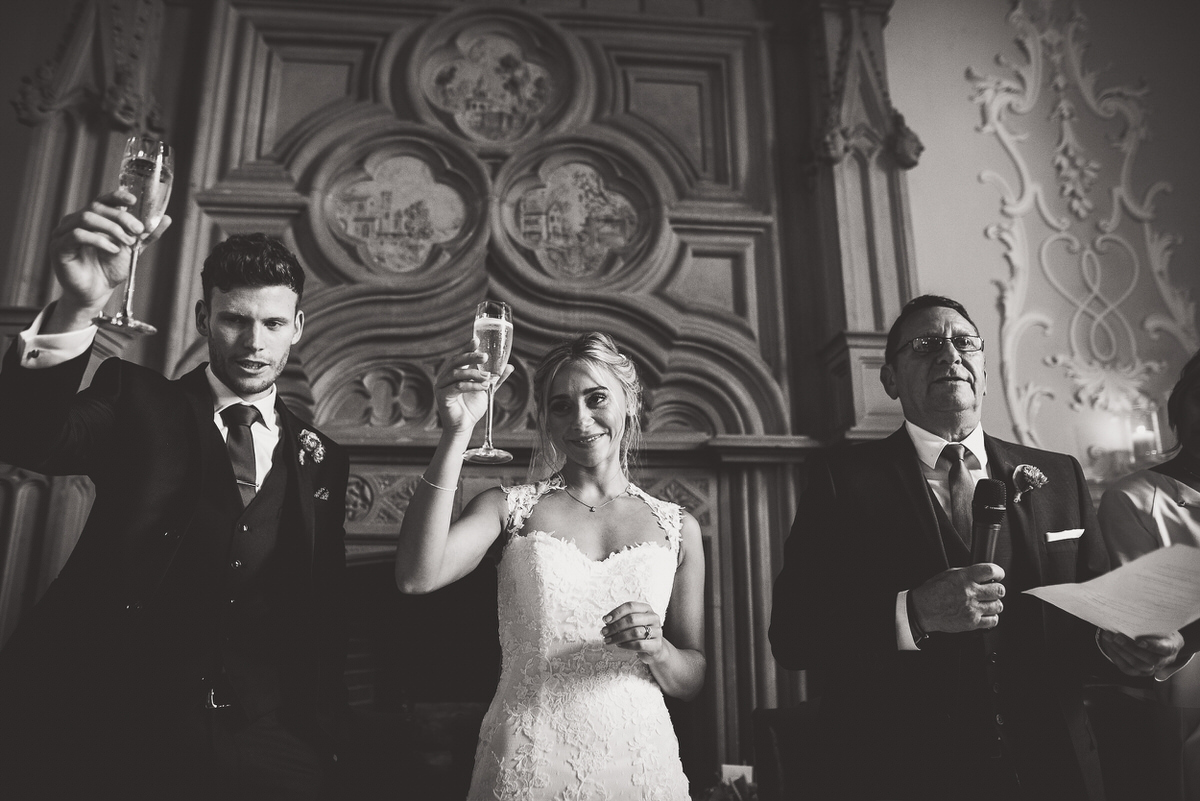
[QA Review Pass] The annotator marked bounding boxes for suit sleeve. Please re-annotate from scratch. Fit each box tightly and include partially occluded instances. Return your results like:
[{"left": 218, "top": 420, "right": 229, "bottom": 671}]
[
  {"left": 0, "top": 343, "right": 119, "bottom": 477},
  {"left": 1097, "top": 481, "right": 1162, "bottom": 565},
  {"left": 769, "top": 455, "right": 903, "bottom": 671}
]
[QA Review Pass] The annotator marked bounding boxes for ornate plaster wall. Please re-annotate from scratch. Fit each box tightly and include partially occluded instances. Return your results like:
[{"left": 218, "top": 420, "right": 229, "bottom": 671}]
[{"left": 888, "top": 0, "right": 1200, "bottom": 481}]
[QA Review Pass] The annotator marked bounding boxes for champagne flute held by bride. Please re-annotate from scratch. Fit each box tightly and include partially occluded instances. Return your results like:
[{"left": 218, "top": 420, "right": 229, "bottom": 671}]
[{"left": 463, "top": 300, "right": 514, "bottom": 465}]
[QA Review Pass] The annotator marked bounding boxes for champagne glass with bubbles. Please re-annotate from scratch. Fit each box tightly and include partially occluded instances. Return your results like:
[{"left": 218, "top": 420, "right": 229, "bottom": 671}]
[
  {"left": 464, "top": 300, "right": 514, "bottom": 464},
  {"left": 94, "top": 133, "right": 174, "bottom": 335}
]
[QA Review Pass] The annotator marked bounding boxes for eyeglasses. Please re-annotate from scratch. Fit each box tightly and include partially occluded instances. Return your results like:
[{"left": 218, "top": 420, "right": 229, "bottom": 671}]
[{"left": 896, "top": 335, "right": 984, "bottom": 356}]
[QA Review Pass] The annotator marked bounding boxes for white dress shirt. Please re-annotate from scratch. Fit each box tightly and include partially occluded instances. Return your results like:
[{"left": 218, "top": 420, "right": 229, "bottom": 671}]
[{"left": 896, "top": 421, "right": 989, "bottom": 650}]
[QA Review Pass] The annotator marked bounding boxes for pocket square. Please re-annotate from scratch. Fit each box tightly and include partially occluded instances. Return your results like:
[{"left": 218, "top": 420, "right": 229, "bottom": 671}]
[
  {"left": 314, "top": 487, "right": 330, "bottom": 501},
  {"left": 1046, "top": 528, "right": 1084, "bottom": 542}
]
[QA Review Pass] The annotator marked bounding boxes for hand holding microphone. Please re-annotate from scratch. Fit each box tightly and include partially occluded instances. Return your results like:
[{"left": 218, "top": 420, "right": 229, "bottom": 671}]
[
  {"left": 909, "top": 479, "right": 1009, "bottom": 634},
  {"left": 971, "top": 478, "right": 1007, "bottom": 566}
]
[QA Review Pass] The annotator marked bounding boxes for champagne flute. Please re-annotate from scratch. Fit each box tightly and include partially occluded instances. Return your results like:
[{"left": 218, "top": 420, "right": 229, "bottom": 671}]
[
  {"left": 94, "top": 134, "right": 174, "bottom": 336},
  {"left": 464, "top": 300, "right": 514, "bottom": 464}
]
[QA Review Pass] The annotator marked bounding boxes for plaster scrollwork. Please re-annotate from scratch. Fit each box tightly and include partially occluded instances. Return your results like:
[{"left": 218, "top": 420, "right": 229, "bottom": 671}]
[
  {"left": 407, "top": 8, "right": 589, "bottom": 148},
  {"left": 969, "top": 0, "right": 1197, "bottom": 470}
]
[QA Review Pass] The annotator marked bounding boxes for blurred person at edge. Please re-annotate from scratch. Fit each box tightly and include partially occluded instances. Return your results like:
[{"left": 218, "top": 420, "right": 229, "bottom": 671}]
[{"left": 1099, "top": 348, "right": 1200, "bottom": 800}]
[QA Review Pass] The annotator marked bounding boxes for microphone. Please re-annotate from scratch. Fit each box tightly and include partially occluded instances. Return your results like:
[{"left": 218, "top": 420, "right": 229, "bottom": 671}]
[{"left": 971, "top": 478, "right": 1007, "bottom": 565}]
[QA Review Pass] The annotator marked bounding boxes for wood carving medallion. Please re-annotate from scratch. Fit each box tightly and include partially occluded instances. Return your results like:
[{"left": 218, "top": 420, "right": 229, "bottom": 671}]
[
  {"left": 498, "top": 143, "right": 660, "bottom": 282},
  {"left": 316, "top": 136, "right": 488, "bottom": 281},
  {"left": 410, "top": 8, "right": 588, "bottom": 147}
]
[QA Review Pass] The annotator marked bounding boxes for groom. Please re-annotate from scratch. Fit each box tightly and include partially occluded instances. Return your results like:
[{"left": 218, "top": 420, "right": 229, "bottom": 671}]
[{"left": 0, "top": 190, "right": 349, "bottom": 798}]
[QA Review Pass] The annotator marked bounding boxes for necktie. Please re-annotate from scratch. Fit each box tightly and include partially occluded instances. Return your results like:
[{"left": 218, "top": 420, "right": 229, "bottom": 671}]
[
  {"left": 940, "top": 443, "right": 973, "bottom": 548},
  {"left": 222, "top": 404, "right": 262, "bottom": 507}
]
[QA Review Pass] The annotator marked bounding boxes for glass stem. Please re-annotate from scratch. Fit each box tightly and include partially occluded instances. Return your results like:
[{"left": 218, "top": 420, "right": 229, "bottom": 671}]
[
  {"left": 122, "top": 240, "right": 143, "bottom": 319},
  {"left": 483, "top": 381, "right": 496, "bottom": 449}
]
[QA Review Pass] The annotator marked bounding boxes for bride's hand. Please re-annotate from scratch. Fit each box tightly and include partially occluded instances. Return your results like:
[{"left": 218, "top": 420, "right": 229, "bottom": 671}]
[
  {"left": 601, "top": 601, "right": 664, "bottom": 662},
  {"left": 435, "top": 340, "right": 515, "bottom": 434}
]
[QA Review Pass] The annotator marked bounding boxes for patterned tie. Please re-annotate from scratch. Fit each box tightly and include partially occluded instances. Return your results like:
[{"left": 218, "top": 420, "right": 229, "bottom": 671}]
[
  {"left": 222, "top": 404, "right": 262, "bottom": 507},
  {"left": 940, "top": 443, "right": 974, "bottom": 549}
]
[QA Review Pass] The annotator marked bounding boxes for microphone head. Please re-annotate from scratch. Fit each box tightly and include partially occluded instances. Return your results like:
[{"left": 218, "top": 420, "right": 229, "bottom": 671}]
[{"left": 972, "top": 478, "right": 1007, "bottom": 525}]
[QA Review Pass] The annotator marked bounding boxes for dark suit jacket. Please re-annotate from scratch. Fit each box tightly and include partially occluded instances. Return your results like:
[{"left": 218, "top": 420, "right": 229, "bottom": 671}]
[
  {"left": 0, "top": 343, "right": 349, "bottom": 783},
  {"left": 769, "top": 427, "right": 1121, "bottom": 800}
]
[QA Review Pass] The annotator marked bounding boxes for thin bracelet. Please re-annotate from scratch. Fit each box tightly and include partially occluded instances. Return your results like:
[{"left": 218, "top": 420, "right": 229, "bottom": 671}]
[{"left": 420, "top": 474, "right": 456, "bottom": 493}]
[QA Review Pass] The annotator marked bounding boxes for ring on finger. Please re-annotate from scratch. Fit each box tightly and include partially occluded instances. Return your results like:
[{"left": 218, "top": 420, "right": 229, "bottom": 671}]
[{"left": 643, "top": 625, "right": 652, "bottom": 640}]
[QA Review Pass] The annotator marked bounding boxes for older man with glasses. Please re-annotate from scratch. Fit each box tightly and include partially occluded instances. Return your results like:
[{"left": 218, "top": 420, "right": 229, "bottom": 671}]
[{"left": 769, "top": 294, "right": 1189, "bottom": 800}]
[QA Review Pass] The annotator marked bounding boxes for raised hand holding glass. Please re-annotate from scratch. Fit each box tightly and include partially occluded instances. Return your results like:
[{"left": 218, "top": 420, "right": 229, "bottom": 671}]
[
  {"left": 464, "top": 301, "right": 514, "bottom": 464},
  {"left": 94, "top": 134, "right": 174, "bottom": 336}
]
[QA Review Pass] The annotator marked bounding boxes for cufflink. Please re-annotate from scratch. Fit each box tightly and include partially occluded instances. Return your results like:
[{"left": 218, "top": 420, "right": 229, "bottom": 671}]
[{"left": 25, "top": 349, "right": 41, "bottom": 360}]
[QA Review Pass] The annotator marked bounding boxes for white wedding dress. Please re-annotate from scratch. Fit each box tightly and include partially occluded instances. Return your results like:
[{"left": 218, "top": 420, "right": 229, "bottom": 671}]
[{"left": 466, "top": 475, "right": 691, "bottom": 801}]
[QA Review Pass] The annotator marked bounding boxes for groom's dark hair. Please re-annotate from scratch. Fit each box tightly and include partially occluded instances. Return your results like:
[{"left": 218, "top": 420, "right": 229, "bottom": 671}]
[{"left": 201, "top": 233, "right": 305, "bottom": 305}]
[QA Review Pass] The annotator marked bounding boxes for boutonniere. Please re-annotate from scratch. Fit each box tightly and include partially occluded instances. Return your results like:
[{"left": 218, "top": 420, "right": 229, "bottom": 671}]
[
  {"left": 1012, "top": 464, "right": 1048, "bottom": 503},
  {"left": 298, "top": 429, "right": 325, "bottom": 465}
]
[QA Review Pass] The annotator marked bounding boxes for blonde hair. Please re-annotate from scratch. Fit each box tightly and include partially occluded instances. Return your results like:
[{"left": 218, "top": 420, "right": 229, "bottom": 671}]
[{"left": 530, "top": 332, "right": 644, "bottom": 480}]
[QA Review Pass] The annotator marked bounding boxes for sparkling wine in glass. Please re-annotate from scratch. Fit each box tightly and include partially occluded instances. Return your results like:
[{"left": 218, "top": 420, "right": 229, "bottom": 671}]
[
  {"left": 464, "top": 300, "right": 514, "bottom": 464},
  {"left": 94, "top": 134, "right": 174, "bottom": 336}
]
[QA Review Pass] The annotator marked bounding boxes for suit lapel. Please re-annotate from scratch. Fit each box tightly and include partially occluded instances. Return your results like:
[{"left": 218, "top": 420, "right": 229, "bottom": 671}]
[
  {"left": 884, "top": 428, "right": 951, "bottom": 570},
  {"left": 985, "top": 435, "right": 1045, "bottom": 584},
  {"left": 276, "top": 400, "right": 315, "bottom": 579}
]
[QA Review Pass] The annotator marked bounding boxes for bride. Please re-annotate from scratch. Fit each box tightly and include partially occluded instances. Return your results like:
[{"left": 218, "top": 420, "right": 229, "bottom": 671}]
[{"left": 395, "top": 332, "right": 706, "bottom": 800}]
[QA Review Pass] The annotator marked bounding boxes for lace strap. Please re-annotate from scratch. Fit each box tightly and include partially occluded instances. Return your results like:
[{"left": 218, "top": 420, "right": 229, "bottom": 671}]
[
  {"left": 627, "top": 484, "right": 684, "bottom": 556},
  {"left": 504, "top": 477, "right": 562, "bottom": 536}
]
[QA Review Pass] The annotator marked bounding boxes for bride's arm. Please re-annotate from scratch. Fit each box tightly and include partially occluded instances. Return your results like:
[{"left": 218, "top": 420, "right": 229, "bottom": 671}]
[
  {"left": 648, "top": 513, "right": 707, "bottom": 699},
  {"left": 394, "top": 345, "right": 511, "bottom": 594},
  {"left": 602, "top": 512, "right": 707, "bottom": 700}
]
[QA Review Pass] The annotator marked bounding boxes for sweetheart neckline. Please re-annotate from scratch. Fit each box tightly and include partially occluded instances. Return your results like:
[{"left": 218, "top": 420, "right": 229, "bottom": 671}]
[{"left": 507, "top": 529, "right": 674, "bottom": 565}]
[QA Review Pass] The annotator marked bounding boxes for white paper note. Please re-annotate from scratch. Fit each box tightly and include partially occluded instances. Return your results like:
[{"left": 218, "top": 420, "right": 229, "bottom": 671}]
[{"left": 1024, "top": 544, "right": 1200, "bottom": 637}]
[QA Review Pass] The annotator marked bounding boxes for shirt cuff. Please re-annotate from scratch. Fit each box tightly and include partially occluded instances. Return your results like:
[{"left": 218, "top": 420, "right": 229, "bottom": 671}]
[
  {"left": 897, "top": 590, "right": 920, "bottom": 651},
  {"left": 16, "top": 305, "right": 96, "bottom": 368},
  {"left": 1156, "top": 650, "right": 1196, "bottom": 681}
]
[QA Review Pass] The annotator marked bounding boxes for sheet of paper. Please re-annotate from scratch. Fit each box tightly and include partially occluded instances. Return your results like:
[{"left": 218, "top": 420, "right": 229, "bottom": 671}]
[{"left": 1024, "top": 544, "right": 1200, "bottom": 637}]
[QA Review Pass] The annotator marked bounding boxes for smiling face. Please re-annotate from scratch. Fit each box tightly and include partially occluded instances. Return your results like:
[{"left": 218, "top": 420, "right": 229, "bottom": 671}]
[
  {"left": 880, "top": 305, "right": 986, "bottom": 441},
  {"left": 195, "top": 284, "right": 304, "bottom": 401},
  {"left": 545, "top": 362, "right": 631, "bottom": 471}
]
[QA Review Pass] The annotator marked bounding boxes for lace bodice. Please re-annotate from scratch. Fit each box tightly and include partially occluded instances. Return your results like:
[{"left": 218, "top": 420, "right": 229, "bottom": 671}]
[{"left": 466, "top": 476, "right": 690, "bottom": 801}]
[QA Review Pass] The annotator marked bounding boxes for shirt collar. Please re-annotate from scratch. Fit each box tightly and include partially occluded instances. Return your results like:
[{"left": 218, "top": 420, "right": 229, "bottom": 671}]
[
  {"left": 904, "top": 419, "right": 988, "bottom": 473},
  {"left": 205, "top": 365, "right": 278, "bottom": 432}
]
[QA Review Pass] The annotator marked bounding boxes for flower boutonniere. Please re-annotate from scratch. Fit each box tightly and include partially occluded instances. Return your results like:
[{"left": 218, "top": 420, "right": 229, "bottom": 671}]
[
  {"left": 298, "top": 429, "right": 325, "bottom": 466},
  {"left": 1012, "top": 464, "right": 1048, "bottom": 504}
]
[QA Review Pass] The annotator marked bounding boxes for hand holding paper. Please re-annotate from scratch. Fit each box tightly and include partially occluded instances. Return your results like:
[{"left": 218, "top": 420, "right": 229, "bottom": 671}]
[{"left": 1024, "top": 544, "right": 1200, "bottom": 638}]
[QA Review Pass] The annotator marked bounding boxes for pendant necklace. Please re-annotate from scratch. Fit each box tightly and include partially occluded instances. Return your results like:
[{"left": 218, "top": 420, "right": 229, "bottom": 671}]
[{"left": 561, "top": 479, "right": 629, "bottom": 513}]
